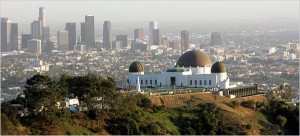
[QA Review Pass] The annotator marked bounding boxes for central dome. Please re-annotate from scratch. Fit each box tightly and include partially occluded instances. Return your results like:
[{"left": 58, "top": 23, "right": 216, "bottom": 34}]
[{"left": 176, "top": 49, "right": 212, "bottom": 67}]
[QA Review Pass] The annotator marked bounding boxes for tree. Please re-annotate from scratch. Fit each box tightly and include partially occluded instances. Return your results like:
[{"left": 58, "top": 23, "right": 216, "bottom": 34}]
[
  {"left": 276, "top": 115, "right": 287, "bottom": 127},
  {"left": 23, "top": 74, "right": 62, "bottom": 114}
]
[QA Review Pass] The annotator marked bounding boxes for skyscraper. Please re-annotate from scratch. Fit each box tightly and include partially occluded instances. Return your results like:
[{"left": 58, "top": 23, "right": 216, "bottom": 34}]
[
  {"left": 42, "top": 26, "right": 50, "bottom": 39},
  {"left": 211, "top": 32, "right": 221, "bottom": 46},
  {"left": 149, "top": 21, "right": 158, "bottom": 47},
  {"left": 169, "top": 39, "right": 180, "bottom": 50},
  {"left": 153, "top": 29, "right": 161, "bottom": 45},
  {"left": 84, "top": 15, "right": 95, "bottom": 50},
  {"left": 10, "top": 23, "right": 18, "bottom": 51},
  {"left": 65, "top": 22, "right": 76, "bottom": 50},
  {"left": 31, "top": 20, "right": 42, "bottom": 39},
  {"left": 39, "top": 7, "right": 45, "bottom": 27},
  {"left": 21, "top": 33, "right": 33, "bottom": 49},
  {"left": 134, "top": 28, "right": 145, "bottom": 41},
  {"left": 181, "top": 30, "right": 190, "bottom": 52},
  {"left": 27, "top": 39, "right": 42, "bottom": 55},
  {"left": 80, "top": 22, "right": 85, "bottom": 45},
  {"left": 116, "top": 35, "right": 128, "bottom": 48},
  {"left": 1, "top": 18, "right": 11, "bottom": 52},
  {"left": 103, "top": 21, "right": 112, "bottom": 50},
  {"left": 57, "top": 31, "right": 69, "bottom": 51}
]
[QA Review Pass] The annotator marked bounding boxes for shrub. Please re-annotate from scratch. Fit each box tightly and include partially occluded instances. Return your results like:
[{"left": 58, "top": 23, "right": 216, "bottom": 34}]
[
  {"left": 246, "top": 124, "right": 252, "bottom": 129},
  {"left": 276, "top": 115, "right": 287, "bottom": 127},
  {"left": 230, "top": 100, "right": 240, "bottom": 108}
]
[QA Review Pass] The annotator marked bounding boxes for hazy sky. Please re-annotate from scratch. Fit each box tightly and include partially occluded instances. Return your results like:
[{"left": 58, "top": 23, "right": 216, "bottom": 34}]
[
  {"left": 1, "top": 0, "right": 298, "bottom": 22},
  {"left": 0, "top": 0, "right": 298, "bottom": 34}
]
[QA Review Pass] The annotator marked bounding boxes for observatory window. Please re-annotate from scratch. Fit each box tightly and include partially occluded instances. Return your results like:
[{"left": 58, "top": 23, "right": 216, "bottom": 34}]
[
  {"left": 146, "top": 80, "right": 148, "bottom": 85},
  {"left": 204, "top": 80, "right": 207, "bottom": 85},
  {"left": 150, "top": 80, "right": 152, "bottom": 85},
  {"left": 195, "top": 80, "right": 197, "bottom": 85},
  {"left": 209, "top": 80, "right": 211, "bottom": 85},
  {"left": 190, "top": 80, "right": 192, "bottom": 85},
  {"left": 155, "top": 80, "right": 157, "bottom": 85},
  {"left": 141, "top": 80, "right": 143, "bottom": 85},
  {"left": 200, "top": 80, "right": 202, "bottom": 85}
]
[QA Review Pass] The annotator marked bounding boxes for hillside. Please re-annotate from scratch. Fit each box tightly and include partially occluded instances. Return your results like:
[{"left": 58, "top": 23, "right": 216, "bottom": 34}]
[{"left": 149, "top": 93, "right": 269, "bottom": 135}]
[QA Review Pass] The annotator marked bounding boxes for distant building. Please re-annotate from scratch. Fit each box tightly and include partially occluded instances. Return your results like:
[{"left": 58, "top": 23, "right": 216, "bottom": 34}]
[
  {"left": 169, "top": 39, "right": 180, "bottom": 50},
  {"left": 1, "top": 18, "right": 11, "bottom": 52},
  {"left": 57, "top": 31, "right": 69, "bottom": 51},
  {"left": 10, "top": 23, "right": 18, "bottom": 51},
  {"left": 113, "top": 41, "right": 121, "bottom": 50},
  {"left": 211, "top": 32, "right": 221, "bottom": 46},
  {"left": 21, "top": 34, "right": 33, "bottom": 49},
  {"left": 27, "top": 39, "right": 42, "bottom": 54},
  {"left": 44, "top": 39, "right": 55, "bottom": 52},
  {"left": 65, "top": 22, "right": 76, "bottom": 50},
  {"left": 181, "top": 30, "right": 190, "bottom": 52},
  {"left": 81, "top": 15, "right": 95, "bottom": 50},
  {"left": 153, "top": 29, "right": 161, "bottom": 45},
  {"left": 74, "top": 44, "right": 86, "bottom": 52},
  {"left": 42, "top": 26, "right": 50, "bottom": 39},
  {"left": 134, "top": 28, "right": 145, "bottom": 41},
  {"left": 31, "top": 20, "right": 42, "bottom": 39},
  {"left": 39, "top": 7, "right": 45, "bottom": 27},
  {"left": 103, "top": 21, "right": 112, "bottom": 50},
  {"left": 149, "top": 21, "right": 158, "bottom": 48},
  {"left": 116, "top": 34, "right": 128, "bottom": 48}
]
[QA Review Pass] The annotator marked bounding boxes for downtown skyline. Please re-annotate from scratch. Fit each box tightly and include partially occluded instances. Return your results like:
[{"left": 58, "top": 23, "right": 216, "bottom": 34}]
[{"left": 0, "top": 0, "right": 298, "bottom": 34}]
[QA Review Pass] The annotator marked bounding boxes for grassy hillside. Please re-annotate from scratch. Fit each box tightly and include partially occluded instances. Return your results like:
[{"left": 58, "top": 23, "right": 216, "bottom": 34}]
[{"left": 2, "top": 92, "right": 298, "bottom": 135}]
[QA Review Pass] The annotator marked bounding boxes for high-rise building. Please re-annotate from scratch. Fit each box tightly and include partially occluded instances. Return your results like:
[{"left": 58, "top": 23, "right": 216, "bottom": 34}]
[
  {"left": 65, "top": 22, "right": 76, "bottom": 50},
  {"left": 181, "top": 30, "right": 190, "bottom": 52},
  {"left": 84, "top": 15, "right": 95, "bottom": 50},
  {"left": 27, "top": 39, "right": 42, "bottom": 54},
  {"left": 80, "top": 22, "right": 85, "bottom": 44},
  {"left": 10, "top": 23, "right": 18, "bottom": 51},
  {"left": 103, "top": 21, "right": 112, "bottom": 50},
  {"left": 153, "top": 29, "right": 161, "bottom": 45},
  {"left": 21, "top": 34, "right": 33, "bottom": 49},
  {"left": 169, "top": 39, "right": 180, "bottom": 50},
  {"left": 31, "top": 20, "right": 42, "bottom": 39},
  {"left": 116, "top": 35, "right": 128, "bottom": 48},
  {"left": 42, "top": 26, "right": 50, "bottom": 39},
  {"left": 1, "top": 18, "right": 11, "bottom": 52},
  {"left": 211, "top": 32, "right": 221, "bottom": 46},
  {"left": 39, "top": 7, "right": 45, "bottom": 27},
  {"left": 57, "top": 31, "right": 69, "bottom": 51},
  {"left": 134, "top": 28, "right": 145, "bottom": 41},
  {"left": 149, "top": 21, "right": 158, "bottom": 47}
]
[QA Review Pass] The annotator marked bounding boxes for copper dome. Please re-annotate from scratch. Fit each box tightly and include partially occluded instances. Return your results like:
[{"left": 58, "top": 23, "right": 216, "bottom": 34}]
[
  {"left": 211, "top": 62, "right": 227, "bottom": 73},
  {"left": 176, "top": 50, "right": 212, "bottom": 67}
]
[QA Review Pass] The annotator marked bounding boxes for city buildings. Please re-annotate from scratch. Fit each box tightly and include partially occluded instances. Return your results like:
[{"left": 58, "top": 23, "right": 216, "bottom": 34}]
[
  {"left": 211, "top": 32, "right": 222, "bottom": 46},
  {"left": 21, "top": 34, "right": 33, "bottom": 49},
  {"left": 149, "top": 21, "right": 158, "bottom": 48},
  {"left": 65, "top": 22, "right": 77, "bottom": 50},
  {"left": 181, "top": 30, "right": 190, "bottom": 52},
  {"left": 82, "top": 15, "right": 95, "bottom": 50},
  {"left": 27, "top": 39, "right": 42, "bottom": 54},
  {"left": 115, "top": 35, "right": 128, "bottom": 49},
  {"left": 57, "top": 31, "right": 69, "bottom": 51},
  {"left": 153, "top": 29, "right": 161, "bottom": 45},
  {"left": 134, "top": 28, "right": 145, "bottom": 42},
  {"left": 103, "top": 21, "right": 112, "bottom": 50},
  {"left": 1, "top": 18, "right": 11, "bottom": 52}
]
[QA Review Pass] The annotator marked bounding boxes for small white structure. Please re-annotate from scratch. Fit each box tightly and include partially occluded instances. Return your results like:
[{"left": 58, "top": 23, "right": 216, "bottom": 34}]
[{"left": 57, "top": 97, "right": 80, "bottom": 108}]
